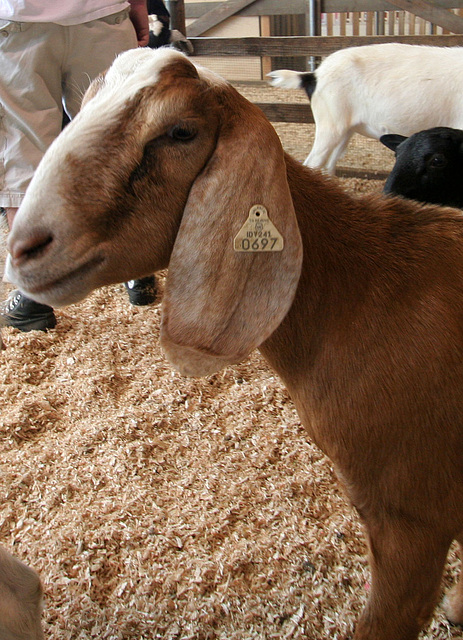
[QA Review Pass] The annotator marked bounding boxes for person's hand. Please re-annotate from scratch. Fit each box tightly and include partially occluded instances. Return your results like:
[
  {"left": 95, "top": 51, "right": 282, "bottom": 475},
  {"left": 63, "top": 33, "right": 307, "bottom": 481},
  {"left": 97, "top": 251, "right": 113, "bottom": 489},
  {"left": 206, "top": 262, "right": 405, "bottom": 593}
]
[{"left": 128, "top": 0, "right": 150, "bottom": 47}]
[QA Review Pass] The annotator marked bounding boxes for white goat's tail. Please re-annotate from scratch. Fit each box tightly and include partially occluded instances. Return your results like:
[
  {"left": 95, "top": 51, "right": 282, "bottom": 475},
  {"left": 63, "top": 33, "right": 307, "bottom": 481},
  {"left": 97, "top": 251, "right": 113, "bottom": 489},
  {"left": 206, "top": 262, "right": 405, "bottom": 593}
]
[
  {"left": 267, "top": 69, "right": 303, "bottom": 89},
  {"left": 267, "top": 69, "right": 317, "bottom": 98}
]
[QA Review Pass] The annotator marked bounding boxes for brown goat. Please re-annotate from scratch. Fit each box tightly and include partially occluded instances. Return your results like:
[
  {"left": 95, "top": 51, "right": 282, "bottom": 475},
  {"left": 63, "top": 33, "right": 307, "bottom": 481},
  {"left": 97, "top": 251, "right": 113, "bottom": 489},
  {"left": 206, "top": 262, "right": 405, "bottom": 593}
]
[
  {"left": 5, "top": 48, "right": 463, "bottom": 640},
  {"left": 0, "top": 546, "right": 43, "bottom": 640}
]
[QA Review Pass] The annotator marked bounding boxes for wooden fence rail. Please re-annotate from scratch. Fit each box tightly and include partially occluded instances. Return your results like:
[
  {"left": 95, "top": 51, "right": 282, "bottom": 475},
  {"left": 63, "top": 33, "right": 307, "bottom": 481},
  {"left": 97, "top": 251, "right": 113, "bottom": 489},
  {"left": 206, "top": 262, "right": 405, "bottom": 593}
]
[
  {"left": 181, "top": 2, "right": 463, "bottom": 177},
  {"left": 188, "top": 33, "right": 463, "bottom": 178},
  {"left": 184, "top": 1, "right": 461, "bottom": 18},
  {"left": 183, "top": 0, "right": 463, "bottom": 36},
  {"left": 190, "top": 33, "right": 463, "bottom": 56}
]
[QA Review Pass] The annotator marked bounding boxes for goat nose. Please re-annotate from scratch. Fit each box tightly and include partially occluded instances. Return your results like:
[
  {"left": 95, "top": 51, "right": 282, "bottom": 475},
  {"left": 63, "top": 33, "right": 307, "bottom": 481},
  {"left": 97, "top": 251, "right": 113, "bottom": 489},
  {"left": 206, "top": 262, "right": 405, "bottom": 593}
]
[{"left": 8, "top": 229, "right": 53, "bottom": 265}]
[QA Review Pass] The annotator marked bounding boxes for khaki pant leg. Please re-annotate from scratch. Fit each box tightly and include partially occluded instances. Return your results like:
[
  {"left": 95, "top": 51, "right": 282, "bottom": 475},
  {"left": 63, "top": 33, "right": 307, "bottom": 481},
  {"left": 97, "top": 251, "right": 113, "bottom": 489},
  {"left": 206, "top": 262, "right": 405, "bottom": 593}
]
[
  {"left": 0, "top": 11, "right": 137, "bottom": 208},
  {"left": 0, "top": 21, "right": 66, "bottom": 207},
  {"left": 63, "top": 10, "right": 137, "bottom": 118}
]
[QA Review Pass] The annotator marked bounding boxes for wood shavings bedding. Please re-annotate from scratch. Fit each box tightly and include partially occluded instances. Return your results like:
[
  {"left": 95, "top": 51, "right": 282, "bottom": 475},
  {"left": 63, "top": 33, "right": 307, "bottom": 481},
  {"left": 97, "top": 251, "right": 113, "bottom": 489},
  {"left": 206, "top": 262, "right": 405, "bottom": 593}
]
[{"left": 0, "top": 176, "right": 460, "bottom": 640}]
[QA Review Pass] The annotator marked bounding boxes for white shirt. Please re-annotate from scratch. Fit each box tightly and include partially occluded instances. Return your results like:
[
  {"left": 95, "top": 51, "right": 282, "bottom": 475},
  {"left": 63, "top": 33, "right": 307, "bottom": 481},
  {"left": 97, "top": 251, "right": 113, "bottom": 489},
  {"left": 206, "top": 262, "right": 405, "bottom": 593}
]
[{"left": 0, "top": 0, "right": 130, "bottom": 25}]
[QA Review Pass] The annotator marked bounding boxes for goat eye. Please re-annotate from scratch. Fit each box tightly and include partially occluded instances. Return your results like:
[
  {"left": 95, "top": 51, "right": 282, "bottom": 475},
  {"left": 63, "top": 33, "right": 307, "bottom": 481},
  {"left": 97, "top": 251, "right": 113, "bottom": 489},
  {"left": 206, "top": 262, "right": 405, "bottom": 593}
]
[
  {"left": 168, "top": 125, "right": 197, "bottom": 142},
  {"left": 428, "top": 153, "right": 447, "bottom": 169}
]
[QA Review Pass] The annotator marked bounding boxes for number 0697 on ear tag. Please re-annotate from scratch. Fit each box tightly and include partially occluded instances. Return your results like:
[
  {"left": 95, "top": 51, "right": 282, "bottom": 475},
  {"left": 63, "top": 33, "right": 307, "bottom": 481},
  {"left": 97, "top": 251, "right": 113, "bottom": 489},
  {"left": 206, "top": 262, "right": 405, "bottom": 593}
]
[{"left": 234, "top": 205, "right": 284, "bottom": 252}]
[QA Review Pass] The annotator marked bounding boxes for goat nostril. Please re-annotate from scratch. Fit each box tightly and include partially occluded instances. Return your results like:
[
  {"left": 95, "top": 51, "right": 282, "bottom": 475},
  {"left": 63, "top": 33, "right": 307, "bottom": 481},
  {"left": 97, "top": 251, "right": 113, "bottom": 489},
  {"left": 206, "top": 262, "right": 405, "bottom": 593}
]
[{"left": 9, "top": 232, "right": 53, "bottom": 263}]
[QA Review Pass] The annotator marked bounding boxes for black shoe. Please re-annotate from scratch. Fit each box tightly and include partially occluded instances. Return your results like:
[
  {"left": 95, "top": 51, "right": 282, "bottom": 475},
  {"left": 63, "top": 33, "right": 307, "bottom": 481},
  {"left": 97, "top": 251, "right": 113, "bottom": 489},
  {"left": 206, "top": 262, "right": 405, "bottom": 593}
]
[
  {"left": 0, "top": 290, "right": 56, "bottom": 332},
  {"left": 124, "top": 276, "right": 157, "bottom": 306}
]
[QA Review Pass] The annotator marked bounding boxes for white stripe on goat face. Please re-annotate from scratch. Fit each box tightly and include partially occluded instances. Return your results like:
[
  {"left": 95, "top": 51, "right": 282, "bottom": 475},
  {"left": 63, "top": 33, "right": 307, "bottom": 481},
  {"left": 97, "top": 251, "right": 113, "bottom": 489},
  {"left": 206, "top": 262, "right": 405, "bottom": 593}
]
[
  {"left": 12, "top": 48, "right": 201, "bottom": 227},
  {"left": 79, "top": 47, "right": 227, "bottom": 133},
  {"left": 68, "top": 48, "right": 193, "bottom": 156}
]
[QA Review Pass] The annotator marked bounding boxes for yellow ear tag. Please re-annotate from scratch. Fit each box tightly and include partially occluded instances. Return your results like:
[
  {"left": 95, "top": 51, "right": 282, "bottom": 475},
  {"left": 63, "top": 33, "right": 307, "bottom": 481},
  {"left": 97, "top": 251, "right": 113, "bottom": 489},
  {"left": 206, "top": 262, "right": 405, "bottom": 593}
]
[{"left": 234, "top": 204, "right": 284, "bottom": 253}]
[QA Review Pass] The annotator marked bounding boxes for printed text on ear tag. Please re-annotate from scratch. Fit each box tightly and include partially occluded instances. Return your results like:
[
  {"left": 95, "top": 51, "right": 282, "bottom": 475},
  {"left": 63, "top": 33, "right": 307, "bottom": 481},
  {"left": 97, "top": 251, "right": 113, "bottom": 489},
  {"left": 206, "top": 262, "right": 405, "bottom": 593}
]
[{"left": 233, "top": 205, "right": 284, "bottom": 252}]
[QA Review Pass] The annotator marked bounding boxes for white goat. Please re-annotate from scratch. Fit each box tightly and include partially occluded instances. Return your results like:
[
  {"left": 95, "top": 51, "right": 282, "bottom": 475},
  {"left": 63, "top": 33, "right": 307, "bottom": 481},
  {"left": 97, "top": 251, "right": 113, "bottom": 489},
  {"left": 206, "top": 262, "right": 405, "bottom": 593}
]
[
  {"left": 5, "top": 48, "right": 463, "bottom": 640},
  {"left": 268, "top": 43, "right": 463, "bottom": 174}
]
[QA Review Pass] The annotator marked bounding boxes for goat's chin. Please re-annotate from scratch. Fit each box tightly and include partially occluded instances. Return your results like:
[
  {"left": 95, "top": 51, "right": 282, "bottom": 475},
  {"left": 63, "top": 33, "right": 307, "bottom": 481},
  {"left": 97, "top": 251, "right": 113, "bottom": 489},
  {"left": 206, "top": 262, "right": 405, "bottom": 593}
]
[
  {"left": 20, "top": 284, "right": 93, "bottom": 308},
  {"left": 5, "top": 251, "right": 107, "bottom": 308},
  {"left": 13, "top": 268, "right": 102, "bottom": 307}
]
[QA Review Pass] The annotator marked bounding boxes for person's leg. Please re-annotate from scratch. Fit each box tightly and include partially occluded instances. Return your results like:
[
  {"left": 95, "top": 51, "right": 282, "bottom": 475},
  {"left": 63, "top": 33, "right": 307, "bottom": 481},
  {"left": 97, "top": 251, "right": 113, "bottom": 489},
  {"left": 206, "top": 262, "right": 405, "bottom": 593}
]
[
  {"left": 0, "top": 21, "right": 64, "bottom": 208},
  {"left": 63, "top": 9, "right": 138, "bottom": 119},
  {"left": 124, "top": 277, "right": 158, "bottom": 305},
  {"left": 0, "top": 22, "right": 64, "bottom": 330}
]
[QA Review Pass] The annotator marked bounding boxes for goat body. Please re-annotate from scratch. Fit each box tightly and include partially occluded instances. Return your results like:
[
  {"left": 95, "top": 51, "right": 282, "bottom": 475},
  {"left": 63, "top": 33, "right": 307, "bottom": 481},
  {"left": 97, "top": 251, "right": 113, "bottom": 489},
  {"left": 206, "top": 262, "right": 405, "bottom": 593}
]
[
  {"left": 147, "top": 0, "right": 171, "bottom": 48},
  {"left": 5, "top": 48, "right": 463, "bottom": 640},
  {"left": 268, "top": 43, "right": 463, "bottom": 174},
  {"left": 381, "top": 126, "right": 463, "bottom": 208},
  {"left": 0, "top": 546, "right": 43, "bottom": 640},
  {"left": 147, "top": 0, "right": 193, "bottom": 54}
]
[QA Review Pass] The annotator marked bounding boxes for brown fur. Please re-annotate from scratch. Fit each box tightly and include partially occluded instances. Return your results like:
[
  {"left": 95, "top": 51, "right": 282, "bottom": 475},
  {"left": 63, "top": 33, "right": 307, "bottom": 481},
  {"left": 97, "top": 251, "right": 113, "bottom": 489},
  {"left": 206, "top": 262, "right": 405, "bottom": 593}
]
[
  {"left": 0, "top": 547, "right": 44, "bottom": 640},
  {"left": 6, "top": 49, "right": 463, "bottom": 639}
]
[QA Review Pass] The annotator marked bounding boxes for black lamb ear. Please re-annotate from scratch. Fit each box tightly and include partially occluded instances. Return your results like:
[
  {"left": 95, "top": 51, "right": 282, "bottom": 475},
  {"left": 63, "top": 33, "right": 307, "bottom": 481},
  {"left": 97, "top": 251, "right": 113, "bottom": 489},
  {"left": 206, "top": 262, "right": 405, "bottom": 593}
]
[{"left": 380, "top": 134, "right": 408, "bottom": 152}]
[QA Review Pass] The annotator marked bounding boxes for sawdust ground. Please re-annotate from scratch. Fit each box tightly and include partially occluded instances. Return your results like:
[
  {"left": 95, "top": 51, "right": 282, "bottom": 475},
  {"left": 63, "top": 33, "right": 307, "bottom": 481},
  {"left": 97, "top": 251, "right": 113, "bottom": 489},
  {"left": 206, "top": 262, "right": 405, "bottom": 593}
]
[{"left": 0, "top": 91, "right": 461, "bottom": 640}]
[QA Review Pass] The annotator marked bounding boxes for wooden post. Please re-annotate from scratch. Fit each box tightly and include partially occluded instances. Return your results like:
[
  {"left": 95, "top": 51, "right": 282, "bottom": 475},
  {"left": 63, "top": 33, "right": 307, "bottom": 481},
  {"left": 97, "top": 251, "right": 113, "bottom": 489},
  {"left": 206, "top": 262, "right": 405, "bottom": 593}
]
[
  {"left": 375, "top": 11, "right": 385, "bottom": 34},
  {"left": 340, "top": 12, "right": 347, "bottom": 34},
  {"left": 398, "top": 10, "right": 405, "bottom": 34},
  {"left": 366, "top": 11, "right": 373, "bottom": 35},
  {"left": 166, "top": 0, "right": 186, "bottom": 33},
  {"left": 261, "top": 16, "right": 272, "bottom": 78},
  {"left": 305, "top": 0, "right": 321, "bottom": 70},
  {"left": 307, "top": 0, "right": 321, "bottom": 37}
]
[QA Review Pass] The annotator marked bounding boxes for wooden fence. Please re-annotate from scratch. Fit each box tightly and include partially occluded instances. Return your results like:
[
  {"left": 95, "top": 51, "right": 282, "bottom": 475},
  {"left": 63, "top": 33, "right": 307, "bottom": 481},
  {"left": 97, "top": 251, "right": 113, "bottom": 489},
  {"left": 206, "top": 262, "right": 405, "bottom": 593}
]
[
  {"left": 165, "top": 1, "right": 463, "bottom": 177},
  {"left": 189, "top": 33, "right": 463, "bottom": 123},
  {"left": 178, "top": 0, "right": 463, "bottom": 37}
]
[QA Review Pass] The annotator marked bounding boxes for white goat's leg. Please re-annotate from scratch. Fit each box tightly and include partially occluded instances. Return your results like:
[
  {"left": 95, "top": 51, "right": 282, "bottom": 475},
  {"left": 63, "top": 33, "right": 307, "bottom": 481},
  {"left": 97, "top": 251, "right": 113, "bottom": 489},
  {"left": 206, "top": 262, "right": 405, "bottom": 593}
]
[
  {"left": 442, "top": 533, "right": 463, "bottom": 625},
  {"left": 353, "top": 519, "right": 450, "bottom": 640},
  {"left": 304, "top": 128, "right": 352, "bottom": 175}
]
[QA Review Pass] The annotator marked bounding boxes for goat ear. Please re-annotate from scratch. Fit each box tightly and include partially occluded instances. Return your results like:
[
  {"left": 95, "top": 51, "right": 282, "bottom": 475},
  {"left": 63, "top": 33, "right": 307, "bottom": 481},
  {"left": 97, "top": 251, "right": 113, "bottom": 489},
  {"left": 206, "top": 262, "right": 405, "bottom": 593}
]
[
  {"left": 160, "top": 103, "right": 303, "bottom": 376},
  {"left": 380, "top": 134, "right": 407, "bottom": 152}
]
